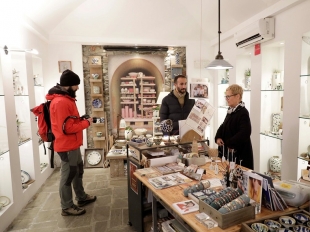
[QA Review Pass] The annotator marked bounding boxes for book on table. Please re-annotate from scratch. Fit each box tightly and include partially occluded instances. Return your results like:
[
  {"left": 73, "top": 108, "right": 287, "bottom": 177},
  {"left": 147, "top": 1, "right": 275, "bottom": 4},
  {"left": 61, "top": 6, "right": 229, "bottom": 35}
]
[
  {"left": 135, "top": 167, "right": 159, "bottom": 176},
  {"left": 148, "top": 172, "right": 192, "bottom": 189},
  {"left": 172, "top": 200, "right": 199, "bottom": 214}
]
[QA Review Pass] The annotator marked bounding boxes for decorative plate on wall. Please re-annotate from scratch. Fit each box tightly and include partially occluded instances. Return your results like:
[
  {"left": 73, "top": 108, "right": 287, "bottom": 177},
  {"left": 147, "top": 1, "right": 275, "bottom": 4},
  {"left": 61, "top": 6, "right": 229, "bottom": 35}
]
[
  {"left": 84, "top": 148, "right": 104, "bottom": 168},
  {"left": 21, "top": 170, "right": 30, "bottom": 184},
  {"left": 0, "top": 196, "right": 10, "bottom": 207},
  {"left": 92, "top": 99, "right": 102, "bottom": 108}
]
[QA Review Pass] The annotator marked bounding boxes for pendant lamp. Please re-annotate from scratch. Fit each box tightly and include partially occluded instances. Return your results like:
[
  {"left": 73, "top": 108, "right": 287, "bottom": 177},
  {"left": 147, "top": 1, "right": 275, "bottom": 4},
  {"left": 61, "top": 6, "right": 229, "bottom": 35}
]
[{"left": 206, "top": 0, "right": 233, "bottom": 70}]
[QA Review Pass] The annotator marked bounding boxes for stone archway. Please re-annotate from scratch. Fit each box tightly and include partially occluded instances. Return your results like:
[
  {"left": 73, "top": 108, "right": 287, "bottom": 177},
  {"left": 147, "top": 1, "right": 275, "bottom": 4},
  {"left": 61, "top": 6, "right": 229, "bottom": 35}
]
[{"left": 110, "top": 58, "right": 164, "bottom": 134}]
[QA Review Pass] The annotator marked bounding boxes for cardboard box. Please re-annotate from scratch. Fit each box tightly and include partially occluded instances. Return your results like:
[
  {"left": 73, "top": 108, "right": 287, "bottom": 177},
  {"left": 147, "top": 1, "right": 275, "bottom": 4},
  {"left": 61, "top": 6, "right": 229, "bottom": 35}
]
[
  {"left": 183, "top": 157, "right": 206, "bottom": 166},
  {"left": 199, "top": 199, "right": 255, "bottom": 229},
  {"left": 142, "top": 153, "right": 178, "bottom": 167}
]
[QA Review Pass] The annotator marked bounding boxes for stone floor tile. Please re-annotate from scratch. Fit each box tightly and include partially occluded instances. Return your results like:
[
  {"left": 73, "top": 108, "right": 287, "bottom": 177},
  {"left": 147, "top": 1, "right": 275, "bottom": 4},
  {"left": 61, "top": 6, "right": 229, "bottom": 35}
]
[
  {"left": 109, "top": 208, "right": 122, "bottom": 228},
  {"left": 87, "top": 188, "right": 112, "bottom": 197},
  {"left": 112, "top": 186, "right": 128, "bottom": 198},
  {"left": 111, "top": 198, "right": 127, "bottom": 209},
  {"left": 93, "top": 221, "right": 108, "bottom": 232},
  {"left": 25, "top": 192, "right": 50, "bottom": 209},
  {"left": 25, "top": 227, "right": 56, "bottom": 232},
  {"left": 29, "top": 221, "right": 58, "bottom": 229},
  {"left": 108, "top": 179, "right": 127, "bottom": 187},
  {"left": 42, "top": 192, "right": 61, "bottom": 210},
  {"left": 122, "top": 208, "right": 129, "bottom": 225},
  {"left": 106, "top": 225, "right": 137, "bottom": 232},
  {"left": 96, "top": 195, "right": 112, "bottom": 206},
  {"left": 94, "top": 174, "right": 109, "bottom": 181},
  {"left": 93, "top": 206, "right": 111, "bottom": 222},
  {"left": 6, "top": 219, "right": 33, "bottom": 231},
  {"left": 57, "top": 225, "right": 92, "bottom": 232},
  {"left": 15, "top": 207, "right": 40, "bottom": 221},
  {"left": 33, "top": 208, "right": 59, "bottom": 223}
]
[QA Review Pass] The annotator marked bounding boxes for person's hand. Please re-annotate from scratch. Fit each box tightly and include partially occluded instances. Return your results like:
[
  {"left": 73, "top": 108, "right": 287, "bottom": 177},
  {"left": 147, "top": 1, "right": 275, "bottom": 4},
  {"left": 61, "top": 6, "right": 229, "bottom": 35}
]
[
  {"left": 87, "top": 117, "right": 93, "bottom": 125},
  {"left": 216, "top": 138, "right": 224, "bottom": 146}
]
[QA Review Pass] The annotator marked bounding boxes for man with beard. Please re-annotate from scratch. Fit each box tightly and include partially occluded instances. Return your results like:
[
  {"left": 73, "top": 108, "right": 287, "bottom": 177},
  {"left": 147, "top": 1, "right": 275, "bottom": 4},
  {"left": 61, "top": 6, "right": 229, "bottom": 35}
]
[
  {"left": 46, "top": 70, "right": 96, "bottom": 216},
  {"left": 160, "top": 75, "right": 195, "bottom": 135}
]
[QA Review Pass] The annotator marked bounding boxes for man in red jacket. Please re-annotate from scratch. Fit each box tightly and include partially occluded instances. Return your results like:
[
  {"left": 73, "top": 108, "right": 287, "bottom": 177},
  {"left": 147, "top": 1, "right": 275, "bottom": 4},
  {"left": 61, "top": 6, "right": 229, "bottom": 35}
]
[{"left": 46, "top": 70, "right": 96, "bottom": 216}]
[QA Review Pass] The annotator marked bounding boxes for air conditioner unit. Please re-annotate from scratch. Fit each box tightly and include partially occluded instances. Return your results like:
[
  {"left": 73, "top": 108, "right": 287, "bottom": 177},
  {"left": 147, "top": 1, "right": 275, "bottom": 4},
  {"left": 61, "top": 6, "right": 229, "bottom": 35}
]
[{"left": 234, "top": 18, "right": 275, "bottom": 48}]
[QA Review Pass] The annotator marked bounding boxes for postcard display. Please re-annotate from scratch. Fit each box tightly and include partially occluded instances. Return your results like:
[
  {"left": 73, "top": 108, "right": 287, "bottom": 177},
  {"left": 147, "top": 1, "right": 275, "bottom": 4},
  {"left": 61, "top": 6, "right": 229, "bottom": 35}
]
[{"left": 0, "top": 51, "right": 54, "bottom": 231}]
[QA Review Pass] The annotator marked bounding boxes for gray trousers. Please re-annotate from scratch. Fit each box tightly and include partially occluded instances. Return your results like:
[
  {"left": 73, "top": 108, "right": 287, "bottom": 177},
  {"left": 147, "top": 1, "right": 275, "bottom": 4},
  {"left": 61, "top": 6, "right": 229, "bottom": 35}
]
[{"left": 58, "top": 148, "right": 87, "bottom": 209}]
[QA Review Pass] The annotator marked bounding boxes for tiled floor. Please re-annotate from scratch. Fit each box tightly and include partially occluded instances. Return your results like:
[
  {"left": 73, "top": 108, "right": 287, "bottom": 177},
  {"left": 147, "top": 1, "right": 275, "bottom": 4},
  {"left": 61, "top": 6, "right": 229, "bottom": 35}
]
[{"left": 5, "top": 167, "right": 138, "bottom": 232}]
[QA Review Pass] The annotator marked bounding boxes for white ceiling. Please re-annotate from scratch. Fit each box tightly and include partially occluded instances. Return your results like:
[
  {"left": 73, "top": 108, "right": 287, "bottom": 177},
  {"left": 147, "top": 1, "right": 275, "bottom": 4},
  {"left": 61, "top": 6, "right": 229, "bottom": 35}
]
[{"left": 22, "top": 0, "right": 283, "bottom": 43}]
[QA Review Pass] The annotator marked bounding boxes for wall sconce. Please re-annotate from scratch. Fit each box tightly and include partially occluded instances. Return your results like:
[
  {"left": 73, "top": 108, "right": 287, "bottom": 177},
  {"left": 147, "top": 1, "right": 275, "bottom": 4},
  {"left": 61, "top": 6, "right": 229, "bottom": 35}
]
[{"left": 3, "top": 45, "right": 39, "bottom": 55}]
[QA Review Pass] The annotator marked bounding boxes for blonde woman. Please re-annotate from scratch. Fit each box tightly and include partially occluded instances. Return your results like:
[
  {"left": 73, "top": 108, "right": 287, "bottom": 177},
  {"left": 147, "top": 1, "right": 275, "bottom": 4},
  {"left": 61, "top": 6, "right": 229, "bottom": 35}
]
[{"left": 215, "top": 84, "right": 254, "bottom": 169}]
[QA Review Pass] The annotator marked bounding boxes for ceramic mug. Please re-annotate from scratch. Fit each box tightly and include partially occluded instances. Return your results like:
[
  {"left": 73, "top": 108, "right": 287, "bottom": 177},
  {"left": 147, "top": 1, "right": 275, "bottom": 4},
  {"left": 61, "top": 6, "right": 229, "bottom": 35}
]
[
  {"left": 92, "top": 73, "right": 99, "bottom": 79},
  {"left": 96, "top": 132, "right": 103, "bottom": 137},
  {"left": 93, "top": 86, "right": 100, "bottom": 94},
  {"left": 96, "top": 118, "right": 101, "bottom": 123},
  {"left": 100, "top": 117, "right": 105, "bottom": 123}
]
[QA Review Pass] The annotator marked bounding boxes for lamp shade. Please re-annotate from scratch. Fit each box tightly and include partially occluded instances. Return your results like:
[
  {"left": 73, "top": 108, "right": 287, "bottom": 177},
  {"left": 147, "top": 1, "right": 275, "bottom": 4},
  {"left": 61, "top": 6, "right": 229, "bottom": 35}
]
[
  {"left": 156, "top": 92, "right": 170, "bottom": 104},
  {"left": 206, "top": 53, "right": 233, "bottom": 70}
]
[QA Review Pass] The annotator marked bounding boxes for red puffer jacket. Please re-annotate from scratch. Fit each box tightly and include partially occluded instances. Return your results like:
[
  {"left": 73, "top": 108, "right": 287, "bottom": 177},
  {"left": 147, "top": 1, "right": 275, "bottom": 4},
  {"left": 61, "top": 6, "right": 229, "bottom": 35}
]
[{"left": 46, "top": 86, "right": 90, "bottom": 152}]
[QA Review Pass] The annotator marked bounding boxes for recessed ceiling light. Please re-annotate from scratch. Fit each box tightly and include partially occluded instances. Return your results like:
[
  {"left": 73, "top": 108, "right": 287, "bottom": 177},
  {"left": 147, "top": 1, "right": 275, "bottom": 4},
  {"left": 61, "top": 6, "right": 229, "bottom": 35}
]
[
  {"left": 280, "top": 42, "right": 284, "bottom": 45},
  {"left": 96, "top": 43, "right": 100, "bottom": 45}
]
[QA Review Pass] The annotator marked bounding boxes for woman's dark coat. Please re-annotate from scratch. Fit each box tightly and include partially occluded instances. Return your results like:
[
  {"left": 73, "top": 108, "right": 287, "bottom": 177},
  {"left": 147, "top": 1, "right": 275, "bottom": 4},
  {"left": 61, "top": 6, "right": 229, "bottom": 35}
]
[{"left": 215, "top": 106, "right": 254, "bottom": 169}]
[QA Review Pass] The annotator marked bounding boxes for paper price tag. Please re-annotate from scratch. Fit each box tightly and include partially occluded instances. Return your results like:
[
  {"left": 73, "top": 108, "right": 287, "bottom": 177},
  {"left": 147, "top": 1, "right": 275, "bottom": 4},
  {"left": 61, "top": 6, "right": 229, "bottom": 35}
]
[{"left": 229, "top": 162, "right": 235, "bottom": 170}]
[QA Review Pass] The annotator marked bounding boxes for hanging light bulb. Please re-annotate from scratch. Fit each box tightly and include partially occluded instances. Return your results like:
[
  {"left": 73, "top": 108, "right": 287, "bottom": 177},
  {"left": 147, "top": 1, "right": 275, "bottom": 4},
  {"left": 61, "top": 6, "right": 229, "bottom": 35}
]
[{"left": 206, "top": 0, "right": 233, "bottom": 70}]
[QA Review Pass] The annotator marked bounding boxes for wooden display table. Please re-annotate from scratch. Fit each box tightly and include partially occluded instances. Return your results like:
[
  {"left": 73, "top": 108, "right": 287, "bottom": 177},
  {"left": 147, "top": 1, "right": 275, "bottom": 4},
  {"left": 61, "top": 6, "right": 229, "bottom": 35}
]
[{"left": 133, "top": 162, "right": 307, "bottom": 232}]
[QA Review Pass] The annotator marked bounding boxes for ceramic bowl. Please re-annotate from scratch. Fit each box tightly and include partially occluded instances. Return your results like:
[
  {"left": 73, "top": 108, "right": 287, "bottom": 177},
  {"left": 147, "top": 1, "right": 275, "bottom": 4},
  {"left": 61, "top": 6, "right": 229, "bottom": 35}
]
[
  {"left": 292, "top": 225, "right": 310, "bottom": 232},
  {"left": 279, "top": 216, "right": 296, "bottom": 228},
  {"left": 146, "top": 134, "right": 152, "bottom": 138},
  {"left": 264, "top": 220, "right": 282, "bottom": 232},
  {"left": 292, "top": 213, "right": 310, "bottom": 225},
  {"left": 115, "top": 140, "right": 126, "bottom": 147},
  {"left": 278, "top": 229, "right": 294, "bottom": 232},
  {"left": 128, "top": 72, "right": 138, "bottom": 78},
  {"left": 251, "top": 223, "right": 269, "bottom": 232},
  {"left": 153, "top": 136, "right": 162, "bottom": 145},
  {"left": 0, "top": 203, "right": 3, "bottom": 211},
  {"left": 134, "top": 128, "right": 147, "bottom": 135},
  {"left": 307, "top": 221, "right": 310, "bottom": 228}
]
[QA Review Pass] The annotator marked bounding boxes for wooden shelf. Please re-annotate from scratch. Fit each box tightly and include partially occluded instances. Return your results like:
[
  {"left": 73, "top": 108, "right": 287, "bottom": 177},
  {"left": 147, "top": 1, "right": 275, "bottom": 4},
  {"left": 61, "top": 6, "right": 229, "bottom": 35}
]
[
  {"left": 89, "top": 64, "right": 102, "bottom": 68},
  {"left": 120, "top": 77, "right": 136, "bottom": 80},
  {"left": 92, "top": 123, "right": 105, "bottom": 127},
  {"left": 92, "top": 107, "right": 104, "bottom": 111},
  {"left": 90, "top": 79, "right": 102, "bottom": 83},
  {"left": 90, "top": 94, "right": 103, "bottom": 97},
  {"left": 93, "top": 137, "right": 106, "bottom": 141}
]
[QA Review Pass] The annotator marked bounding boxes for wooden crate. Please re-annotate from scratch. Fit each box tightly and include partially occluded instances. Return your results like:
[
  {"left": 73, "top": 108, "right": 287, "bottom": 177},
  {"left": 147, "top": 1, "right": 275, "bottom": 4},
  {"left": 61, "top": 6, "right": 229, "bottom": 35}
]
[
  {"left": 199, "top": 199, "right": 255, "bottom": 229},
  {"left": 241, "top": 209, "right": 310, "bottom": 232}
]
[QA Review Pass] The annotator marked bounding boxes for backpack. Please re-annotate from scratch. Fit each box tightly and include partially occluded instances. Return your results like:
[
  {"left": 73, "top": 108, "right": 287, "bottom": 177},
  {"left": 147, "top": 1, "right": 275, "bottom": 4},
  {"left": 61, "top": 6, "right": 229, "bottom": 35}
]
[{"left": 30, "top": 101, "right": 55, "bottom": 168}]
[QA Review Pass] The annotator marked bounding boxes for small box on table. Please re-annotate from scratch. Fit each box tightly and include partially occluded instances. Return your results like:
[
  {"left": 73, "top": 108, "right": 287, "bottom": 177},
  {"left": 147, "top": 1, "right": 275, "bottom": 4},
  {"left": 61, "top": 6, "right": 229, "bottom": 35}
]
[{"left": 199, "top": 199, "right": 255, "bottom": 229}]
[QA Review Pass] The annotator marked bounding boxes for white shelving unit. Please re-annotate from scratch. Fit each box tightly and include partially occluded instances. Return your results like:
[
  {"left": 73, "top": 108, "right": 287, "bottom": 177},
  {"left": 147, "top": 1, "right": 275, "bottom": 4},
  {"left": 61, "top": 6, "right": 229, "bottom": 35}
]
[{"left": 0, "top": 50, "right": 54, "bottom": 232}]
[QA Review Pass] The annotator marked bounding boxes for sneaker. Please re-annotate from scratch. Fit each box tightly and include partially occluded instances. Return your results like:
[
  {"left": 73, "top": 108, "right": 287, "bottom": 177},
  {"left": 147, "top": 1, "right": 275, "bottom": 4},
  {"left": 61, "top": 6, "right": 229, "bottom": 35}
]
[
  {"left": 77, "top": 194, "right": 97, "bottom": 207},
  {"left": 61, "top": 204, "right": 86, "bottom": 216}
]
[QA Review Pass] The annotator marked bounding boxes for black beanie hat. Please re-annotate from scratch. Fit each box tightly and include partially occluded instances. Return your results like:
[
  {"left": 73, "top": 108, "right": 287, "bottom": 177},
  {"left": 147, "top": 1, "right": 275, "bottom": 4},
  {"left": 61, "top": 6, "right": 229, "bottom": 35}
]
[{"left": 59, "top": 70, "right": 80, "bottom": 86}]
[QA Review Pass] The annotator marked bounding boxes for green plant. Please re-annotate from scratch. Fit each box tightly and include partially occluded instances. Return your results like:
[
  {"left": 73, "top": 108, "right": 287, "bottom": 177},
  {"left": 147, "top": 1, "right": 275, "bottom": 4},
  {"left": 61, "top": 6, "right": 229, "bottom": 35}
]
[
  {"left": 244, "top": 68, "right": 251, "bottom": 76},
  {"left": 153, "top": 105, "right": 160, "bottom": 111},
  {"left": 273, "top": 69, "right": 280, "bottom": 74},
  {"left": 125, "top": 126, "right": 133, "bottom": 131}
]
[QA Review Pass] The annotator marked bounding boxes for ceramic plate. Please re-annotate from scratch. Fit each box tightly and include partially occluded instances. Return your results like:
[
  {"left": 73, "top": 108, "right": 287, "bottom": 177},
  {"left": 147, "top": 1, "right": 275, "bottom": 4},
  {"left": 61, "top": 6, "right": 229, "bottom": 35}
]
[
  {"left": 0, "top": 196, "right": 10, "bottom": 206},
  {"left": 87, "top": 151, "right": 102, "bottom": 166},
  {"left": 110, "top": 149, "right": 126, "bottom": 154},
  {"left": 92, "top": 99, "right": 102, "bottom": 108},
  {"left": 21, "top": 170, "right": 30, "bottom": 184}
]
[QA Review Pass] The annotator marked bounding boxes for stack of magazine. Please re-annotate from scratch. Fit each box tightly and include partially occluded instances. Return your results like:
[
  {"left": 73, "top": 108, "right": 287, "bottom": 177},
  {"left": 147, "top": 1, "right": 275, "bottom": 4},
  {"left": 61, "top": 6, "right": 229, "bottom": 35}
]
[{"left": 148, "top": 172, "right": 192, "bottom": 189}]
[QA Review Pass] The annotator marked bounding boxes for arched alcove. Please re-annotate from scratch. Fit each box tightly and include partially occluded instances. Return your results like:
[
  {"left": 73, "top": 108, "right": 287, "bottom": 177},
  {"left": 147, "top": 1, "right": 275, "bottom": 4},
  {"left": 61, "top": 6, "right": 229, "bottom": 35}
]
[{"left": 110, "top": 58, "right": 164, "bottom": 133}]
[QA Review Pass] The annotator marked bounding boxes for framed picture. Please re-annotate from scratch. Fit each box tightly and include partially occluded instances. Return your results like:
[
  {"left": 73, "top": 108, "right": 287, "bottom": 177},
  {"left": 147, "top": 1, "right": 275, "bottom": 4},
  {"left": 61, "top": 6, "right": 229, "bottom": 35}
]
[
  {"left": 190, "top": 83, "right": 209, "bottom": 98},
  {"left": 84, "top": 148, "right": 104, "bottom": 168},
  {"left": 58, "top": 61, "right": 72, "bottom": 73}
]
